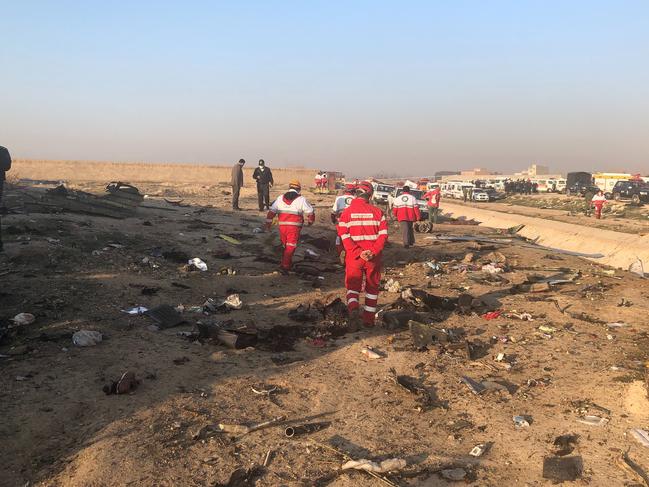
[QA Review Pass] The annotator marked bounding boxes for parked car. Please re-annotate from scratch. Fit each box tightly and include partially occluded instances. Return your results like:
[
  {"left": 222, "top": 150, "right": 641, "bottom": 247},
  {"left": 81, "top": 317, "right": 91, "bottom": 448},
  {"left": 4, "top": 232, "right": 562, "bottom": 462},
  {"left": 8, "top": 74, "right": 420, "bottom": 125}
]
[
  {"left": 471, "top": 189, "right": 490, "bottom": 202},
  {"left": 484, "top": 188, "right": 506, "bottom": 201},
  {"left": 471, "top": 188, "right": 505, "bottom": 202},
  {"left": 611, "top": 180, "right": 649, "bottom": 205},
  {"left": 371, "top": 183, "right": 395, "bottom": 205},
  {"left": 388, "top": 188, "right": 428, "bottom": 220}
]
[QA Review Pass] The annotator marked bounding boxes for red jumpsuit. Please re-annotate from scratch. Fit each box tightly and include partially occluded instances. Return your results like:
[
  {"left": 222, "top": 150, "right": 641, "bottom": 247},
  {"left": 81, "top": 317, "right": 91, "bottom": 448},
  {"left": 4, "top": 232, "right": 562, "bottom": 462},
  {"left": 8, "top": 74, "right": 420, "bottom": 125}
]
[
  {"left": 591, "top": 194, "right": 606, "bottom": 219},
  {"left": 337, "top": 198, "right": 388, "bottom": 325},
  {"left": 266, "top": 191, "right": 315, "bottom": 270}
]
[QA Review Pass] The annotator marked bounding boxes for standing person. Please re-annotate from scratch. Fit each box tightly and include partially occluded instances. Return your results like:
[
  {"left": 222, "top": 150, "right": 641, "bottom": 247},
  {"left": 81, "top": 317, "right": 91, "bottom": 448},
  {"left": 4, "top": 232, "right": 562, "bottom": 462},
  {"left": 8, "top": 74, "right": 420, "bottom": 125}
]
[
  {"left": 314, "top": 171, "right": 323, "bottom": 192},
  {"left": 321, "top": 172, "right": 328, "bottom": 193},
  {"left": 591, "top": 190, "right": 607, "bottom": 219},
  {"left": 0, "top": 145, "right": 11, "bottom": 252},
  {"left": 265, "top": 180, "right": 315, "bottom": 272},
  {"left": 423, "top": 185, "right": 441, "bottom": 228},
  {"left": 252, "top": 159, "right": 274, "bottom": 211},
  {"left": 337, "top": 181, "right": 388, "bottom": 328},
  {"left": 231, "top": 159, "right": 245, "bottom": 210},
  {"left": 392, "top": 186, "right": 420, "bottom": 248},
  {"left": 331, "top": 183, "right": 357, "bottom": 260},
  {"left": 462, "top": 186, "right": 469, "bottom": 202}
]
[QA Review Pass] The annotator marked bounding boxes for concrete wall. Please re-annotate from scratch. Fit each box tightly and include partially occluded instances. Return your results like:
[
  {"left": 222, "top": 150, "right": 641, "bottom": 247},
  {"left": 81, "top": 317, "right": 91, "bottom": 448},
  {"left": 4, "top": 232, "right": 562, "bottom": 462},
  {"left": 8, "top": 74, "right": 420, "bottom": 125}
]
[{"left": 442, "top": 201, "right": 649, "bottom": 270}]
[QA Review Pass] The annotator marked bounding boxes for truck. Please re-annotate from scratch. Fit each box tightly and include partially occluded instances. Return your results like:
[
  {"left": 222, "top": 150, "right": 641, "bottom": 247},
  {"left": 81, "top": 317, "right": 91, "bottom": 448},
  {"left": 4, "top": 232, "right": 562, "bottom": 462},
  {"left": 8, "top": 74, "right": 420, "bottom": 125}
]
[
  {"left": 592, "top": 172, "right": 632, "bottom": 194},
  {"left": 565, "top": 172, "right": 599, "bottom": 196}
]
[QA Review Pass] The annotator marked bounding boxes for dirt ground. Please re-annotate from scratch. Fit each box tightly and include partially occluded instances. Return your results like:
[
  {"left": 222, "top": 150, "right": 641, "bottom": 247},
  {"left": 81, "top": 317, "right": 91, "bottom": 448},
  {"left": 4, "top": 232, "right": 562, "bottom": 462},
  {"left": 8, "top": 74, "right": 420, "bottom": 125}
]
[
  {"left": 2, "top": 181, "right": 649, "bottom": 487},
  {"left": 457, "top": 193, "right": 649, "bottom": 235}
]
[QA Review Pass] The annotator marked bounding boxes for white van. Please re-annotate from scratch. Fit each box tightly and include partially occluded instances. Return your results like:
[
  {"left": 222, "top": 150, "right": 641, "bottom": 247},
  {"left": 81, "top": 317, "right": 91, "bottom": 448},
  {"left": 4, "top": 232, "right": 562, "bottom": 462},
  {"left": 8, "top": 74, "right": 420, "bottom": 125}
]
[{"left": 441, "top": 181, "right": 475, "bottom": 199}]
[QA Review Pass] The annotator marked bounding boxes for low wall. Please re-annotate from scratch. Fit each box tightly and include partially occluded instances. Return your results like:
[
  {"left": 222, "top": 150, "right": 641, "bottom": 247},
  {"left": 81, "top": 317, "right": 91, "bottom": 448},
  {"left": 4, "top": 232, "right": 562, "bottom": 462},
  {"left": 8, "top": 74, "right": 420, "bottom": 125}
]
[{"left": 442, "top": 201, "right": 649, "bottom": 270}]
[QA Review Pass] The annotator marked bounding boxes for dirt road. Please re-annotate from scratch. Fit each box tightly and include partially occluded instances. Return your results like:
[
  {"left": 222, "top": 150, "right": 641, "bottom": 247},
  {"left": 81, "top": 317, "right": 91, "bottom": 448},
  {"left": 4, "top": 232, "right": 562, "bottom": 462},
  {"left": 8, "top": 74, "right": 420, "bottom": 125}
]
[{"left": 2, "top": 182, "right": 649, "bottom": 486}]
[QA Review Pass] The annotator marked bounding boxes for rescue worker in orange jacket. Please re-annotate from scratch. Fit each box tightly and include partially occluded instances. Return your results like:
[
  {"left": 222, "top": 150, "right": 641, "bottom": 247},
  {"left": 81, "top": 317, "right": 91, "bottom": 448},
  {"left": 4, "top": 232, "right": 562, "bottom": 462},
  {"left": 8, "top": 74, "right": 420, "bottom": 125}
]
[
  {"left": 392, "top": 186, "right": 421, "bottom": 248},
  {"left": 265, "top": 180, "right": 315, "bottom": 272},
  {"left": 331, "top": 183, "right": 357, "bottom": 259},
  {"left": 337, "top": 181, "right": 388, "bottom": 327}
]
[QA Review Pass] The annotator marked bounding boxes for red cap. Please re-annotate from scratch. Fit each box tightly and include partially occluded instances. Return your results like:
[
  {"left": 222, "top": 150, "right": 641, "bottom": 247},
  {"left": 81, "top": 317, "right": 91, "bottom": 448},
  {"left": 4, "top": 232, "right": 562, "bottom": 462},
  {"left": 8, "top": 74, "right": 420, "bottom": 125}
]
[{"left": 357, "top": 181, "right": 374, "bottom": 196}]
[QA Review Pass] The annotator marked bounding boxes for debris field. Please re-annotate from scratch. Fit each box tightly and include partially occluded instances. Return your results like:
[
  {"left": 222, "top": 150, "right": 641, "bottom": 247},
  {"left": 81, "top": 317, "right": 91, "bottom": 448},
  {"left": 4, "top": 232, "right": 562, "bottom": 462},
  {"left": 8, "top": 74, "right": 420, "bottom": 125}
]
[{"left": 2, "top": 181, "right": 649, "bottom": 486}]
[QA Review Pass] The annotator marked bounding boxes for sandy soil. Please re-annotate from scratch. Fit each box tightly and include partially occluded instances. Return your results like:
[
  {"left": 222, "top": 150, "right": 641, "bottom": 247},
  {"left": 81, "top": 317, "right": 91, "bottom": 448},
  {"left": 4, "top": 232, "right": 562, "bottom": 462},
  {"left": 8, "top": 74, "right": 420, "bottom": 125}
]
[
  {"left": 452, "top": 194, "right": 649, "bottom": 235},
  {"left": 2, "top": 182, "right": 649, "bottom": 486}
]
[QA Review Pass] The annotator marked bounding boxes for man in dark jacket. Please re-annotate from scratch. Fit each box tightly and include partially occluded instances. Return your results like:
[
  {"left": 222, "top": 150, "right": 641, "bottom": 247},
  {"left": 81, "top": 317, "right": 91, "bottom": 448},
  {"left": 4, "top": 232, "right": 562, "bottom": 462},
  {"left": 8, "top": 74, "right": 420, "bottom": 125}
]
[
  {"left": 231, "top": 159, "right": 245, "bottom": 210},
  {"left": 0, "top": 145, "right": 11, "bottom": 251},
  {"left": 252, "top": 159, "right": 274, "bottom": 211}
]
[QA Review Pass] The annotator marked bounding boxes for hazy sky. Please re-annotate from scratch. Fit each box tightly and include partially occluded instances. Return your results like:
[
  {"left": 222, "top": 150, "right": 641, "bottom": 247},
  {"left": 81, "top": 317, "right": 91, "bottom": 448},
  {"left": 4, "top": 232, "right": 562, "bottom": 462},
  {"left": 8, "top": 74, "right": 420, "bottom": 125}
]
[{"left": 2, "top": 0, "right": 648, "bottom": 175}]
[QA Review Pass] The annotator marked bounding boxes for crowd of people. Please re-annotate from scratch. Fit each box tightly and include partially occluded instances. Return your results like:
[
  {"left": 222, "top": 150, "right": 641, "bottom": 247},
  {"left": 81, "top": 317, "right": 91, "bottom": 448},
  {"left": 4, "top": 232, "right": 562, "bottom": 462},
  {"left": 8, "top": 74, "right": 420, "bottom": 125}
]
[
  {"left": 254, "top": 174, "right": 443, "bottom": 329},
  {"left": 503, "top": 178, "right": 538, "bottom": 194}
]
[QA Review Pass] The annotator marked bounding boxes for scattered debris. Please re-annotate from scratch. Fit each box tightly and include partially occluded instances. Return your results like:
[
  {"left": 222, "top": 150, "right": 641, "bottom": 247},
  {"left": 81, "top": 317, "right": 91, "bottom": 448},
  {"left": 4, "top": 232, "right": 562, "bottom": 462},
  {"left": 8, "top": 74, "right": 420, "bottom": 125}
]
[
  {"left": 440, "top": 468, "right": 467, "bottom": 481},
  {"left": 121, "top": 306, "right": 149, "bottom": 315},
  {"left": 204, "top": 294, "right": 243, "bottom": 312},
  {"left": 197, "top": 322, "right": 258, "bottom": 349},
  {"left": 72, "top": 330, "right": 103, "bottom": 347},
  {"left": 218, "top": 234, "right": 242, "bottom": 245},
  {"left": 187, "top": 257, "right": 208, "bottom": 271},
  {"left": 630, "top": 428, "right": 649, "bottom": 448},
  {"left": 619, "top": 450, "right": 649, "bottom": 486},
  {"left": 409, "top": 320, "right": 453, "bottom": 348},
  {"left": 629, "top": 258, "right": 646, "bottom": 278},
  {"left": 218, "top": 415, "right": 285, "bottom": 436},
  {"left": 146, "top": 304, "right": 185, "bottom": 329},
  {"left": 11, "top": 313, "right": 35, "bottom": 326},
  {"left": 401, "top": 288, "right": 457, "bottom": 311},
  {"left": 288, "top": 304, "right": 321, "bottom": 323},
  {"left": 361, "top": 346, "right": 381, "bottom": 359},
  {"left": 542, "top": 456, "right": 583, "bottom": 482},
  {"left": 103, "top": 371, "right": 139, "bottom": 395},
  {"left": 384, "top": 278, "right": 402, "bottom": 293},
  {"left": 390, "top": 368, "right": 436, "bottom": 409},
  {"left": 482, "top": 310, "right": 502, "bottom": 320},
  {"left": 284, "top": 422, "right": 331, "bottom": 438},
  {"left": 513, "top": 415, "right": 531, "bottom": 427},
  {"left": 461, "top": 376, "right": 486, "bottom": 395},
  {"left": 469, "top": 443, "right": 491, "bottom": 457},
  {"left": 341, "top": 458, "right": 407, "bottom": 474},
  {"left": 576, "top": 415, "right": 609, "bottom": 426},
  {"left": 529, "top": 282, "right": 551, "bottom": 293},
  {"left": 24, "top": 182, "right": 143, "bottom": 218},
  {"left": 553, "top": 434, "right": 579, "bottom": 456}
]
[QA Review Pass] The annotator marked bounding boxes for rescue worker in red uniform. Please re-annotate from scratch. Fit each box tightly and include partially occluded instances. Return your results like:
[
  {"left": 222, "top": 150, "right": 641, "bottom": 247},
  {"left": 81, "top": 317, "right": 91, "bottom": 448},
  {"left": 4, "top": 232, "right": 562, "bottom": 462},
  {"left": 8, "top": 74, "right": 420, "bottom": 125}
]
[
  {"left": 392, "top": 186, "right": 421, "bottom": 248},
  {"left": 423, "top": 186, "right": 441, "bottom": 228},
  {"left": 321, "top": 172, "right": 329, "bottom": 193},
  {"left": 331, "top": 183, "right": 357, "bottom": 259},
  {"left": 265, "top": 180, "right": 315, "bottom": 272},
  {"left": 591, "top": 190, "right": 607, "bottom": 219},
  {"left": 337, "top": 181, "right": 388, "bottom": 327}
]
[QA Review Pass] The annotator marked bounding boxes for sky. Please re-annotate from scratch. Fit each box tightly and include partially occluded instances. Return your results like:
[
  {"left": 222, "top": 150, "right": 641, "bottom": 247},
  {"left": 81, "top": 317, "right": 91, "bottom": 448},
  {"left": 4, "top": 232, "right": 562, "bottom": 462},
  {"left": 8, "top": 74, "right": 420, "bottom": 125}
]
[{"left": 1, "top": 0, "right": 648, "bottom": 176}]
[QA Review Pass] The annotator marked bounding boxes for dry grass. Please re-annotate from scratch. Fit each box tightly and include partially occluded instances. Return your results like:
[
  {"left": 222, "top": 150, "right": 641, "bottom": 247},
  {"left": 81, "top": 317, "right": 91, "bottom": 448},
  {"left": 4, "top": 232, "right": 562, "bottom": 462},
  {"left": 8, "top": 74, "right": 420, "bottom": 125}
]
[{"left": 11, "top": 159, "right": 316, "bottom": 187}]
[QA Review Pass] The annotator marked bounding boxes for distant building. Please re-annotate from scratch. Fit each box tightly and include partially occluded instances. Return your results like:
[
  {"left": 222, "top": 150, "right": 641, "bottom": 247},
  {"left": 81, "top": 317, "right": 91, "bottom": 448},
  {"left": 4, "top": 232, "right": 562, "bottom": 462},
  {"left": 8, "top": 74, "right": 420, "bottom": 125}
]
[
  {"left": 516, "top": 164, "right": 549, "bottom": 177},
  {"left": 433, "top": 170, "right": 460, "bottom": 181},
  {"left": 460, "top": 167, "right": 494, "bottom": 176}
]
